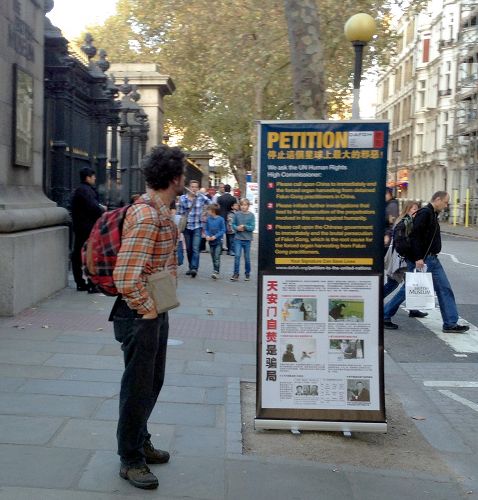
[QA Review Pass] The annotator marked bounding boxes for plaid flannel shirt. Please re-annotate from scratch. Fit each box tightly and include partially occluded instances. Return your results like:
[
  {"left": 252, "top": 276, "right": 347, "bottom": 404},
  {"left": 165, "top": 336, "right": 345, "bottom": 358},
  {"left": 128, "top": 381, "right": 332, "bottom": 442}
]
[
  {"left": 177, "top": 193, "right": 210, "bottom": 230},
  {"left": 113, "top": 192, "right": 177, "bottom": 315}
]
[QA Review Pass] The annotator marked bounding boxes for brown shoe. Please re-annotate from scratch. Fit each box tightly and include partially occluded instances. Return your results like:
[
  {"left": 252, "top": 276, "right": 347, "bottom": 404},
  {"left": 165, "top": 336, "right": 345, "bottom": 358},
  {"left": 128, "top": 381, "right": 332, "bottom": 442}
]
[
  {"left": 119, "top": 464, "right": 158, "bottom": 489},
  {"left": 144, "top": 439, "right": 170, "bottom": 464}
]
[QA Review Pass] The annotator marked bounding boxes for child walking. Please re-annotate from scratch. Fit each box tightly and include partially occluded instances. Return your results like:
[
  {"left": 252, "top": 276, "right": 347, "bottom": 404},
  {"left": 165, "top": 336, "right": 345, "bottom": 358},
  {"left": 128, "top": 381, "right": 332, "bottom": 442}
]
[
  {"left": 230, "top": 198, "right": 255, "bottom": 281},
  {"left": 204, "top": 203, "right": 226, "bottom": 279},
  {"left": 226, "top": 201, "right": 239, "bottom": 256}
]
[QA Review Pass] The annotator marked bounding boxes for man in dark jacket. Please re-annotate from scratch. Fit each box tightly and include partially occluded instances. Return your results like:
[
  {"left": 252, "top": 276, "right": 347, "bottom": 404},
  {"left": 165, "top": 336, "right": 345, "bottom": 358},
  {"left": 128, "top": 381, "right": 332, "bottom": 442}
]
[
  {"left": 384, "top": 191, "right": 469, "bottom": 333},
  {"left": 71, "top": 167, "right": 104, "bottom": 291},
  {"left": 217, "top": 184, "right": 236, "bottom": 253}
]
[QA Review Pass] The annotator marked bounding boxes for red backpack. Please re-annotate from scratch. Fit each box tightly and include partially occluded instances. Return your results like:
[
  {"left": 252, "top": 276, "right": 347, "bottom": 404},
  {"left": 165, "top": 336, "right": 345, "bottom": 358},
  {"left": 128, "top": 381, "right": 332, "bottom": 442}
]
[{"left": 82, "top": 202, "right": 152, "bottom": 296}]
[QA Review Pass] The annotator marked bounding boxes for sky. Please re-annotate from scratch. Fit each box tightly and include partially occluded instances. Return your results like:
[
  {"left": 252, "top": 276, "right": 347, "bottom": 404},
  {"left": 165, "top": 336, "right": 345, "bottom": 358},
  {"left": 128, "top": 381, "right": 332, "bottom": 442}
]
[
  {"left": 47, "top": 0, "right": 378, "bottom": 118},
  {"left": 47, "top": 0, "right": 119, "bottom": 39}
]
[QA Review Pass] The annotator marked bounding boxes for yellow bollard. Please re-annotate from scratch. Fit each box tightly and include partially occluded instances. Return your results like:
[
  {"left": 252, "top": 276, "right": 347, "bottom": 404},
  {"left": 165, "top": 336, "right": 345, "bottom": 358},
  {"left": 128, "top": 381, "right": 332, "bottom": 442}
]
[
  {"left": 453, "top": 190, "right": 458, "bottom": 226},
  {"left": 465, "top": 188, "right": 470, "bottom": 228}
]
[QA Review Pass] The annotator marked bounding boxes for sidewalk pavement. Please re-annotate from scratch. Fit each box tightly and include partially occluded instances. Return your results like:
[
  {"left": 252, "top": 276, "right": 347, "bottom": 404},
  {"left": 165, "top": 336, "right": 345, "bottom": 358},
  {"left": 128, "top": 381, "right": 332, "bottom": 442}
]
[
  {"left": 441, "top": 221, "right": 478, "bottom": 240},
  {"left": 0, "top": 243, "right": 469, "bottom": 499}
]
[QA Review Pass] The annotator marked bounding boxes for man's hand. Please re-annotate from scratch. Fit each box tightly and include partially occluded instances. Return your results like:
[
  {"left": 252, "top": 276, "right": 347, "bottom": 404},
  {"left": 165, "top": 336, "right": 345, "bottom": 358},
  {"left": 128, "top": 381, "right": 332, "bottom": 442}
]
[
  {"left": 141, "top": 311, "right": 158, "bottom": 320},
  {"left": 415, "top": 259, "right": 425, "bottom": 270}
]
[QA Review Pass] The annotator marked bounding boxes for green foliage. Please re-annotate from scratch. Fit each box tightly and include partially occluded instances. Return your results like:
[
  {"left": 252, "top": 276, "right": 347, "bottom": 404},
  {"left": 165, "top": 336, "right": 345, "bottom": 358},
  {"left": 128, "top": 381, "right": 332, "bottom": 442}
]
[{"left": 84, "top": 0, "right": 423, "bottom": 187}]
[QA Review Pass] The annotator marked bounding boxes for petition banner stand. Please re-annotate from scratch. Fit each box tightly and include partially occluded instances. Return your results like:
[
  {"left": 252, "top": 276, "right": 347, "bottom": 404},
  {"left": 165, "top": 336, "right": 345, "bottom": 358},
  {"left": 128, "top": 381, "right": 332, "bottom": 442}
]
[{"left": 255, "top": 120, "right": 389, "bottom": 433}]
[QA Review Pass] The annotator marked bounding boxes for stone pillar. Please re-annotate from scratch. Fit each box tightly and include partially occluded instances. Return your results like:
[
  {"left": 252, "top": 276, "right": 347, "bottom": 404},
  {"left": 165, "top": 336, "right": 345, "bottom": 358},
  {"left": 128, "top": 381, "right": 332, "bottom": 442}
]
[
  {"left": 0, "top": 0, "right": 69, "bottom": 315},
  {"left": 108, "top": 63, "right": 175, "bottom": 150}
]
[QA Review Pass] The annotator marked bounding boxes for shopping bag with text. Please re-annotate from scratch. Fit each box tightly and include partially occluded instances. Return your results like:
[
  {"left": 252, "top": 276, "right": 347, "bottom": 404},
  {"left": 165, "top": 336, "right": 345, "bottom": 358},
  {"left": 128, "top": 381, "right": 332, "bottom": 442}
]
[{"left": 405, "top": 271, "right": 435, "bottom": 310}]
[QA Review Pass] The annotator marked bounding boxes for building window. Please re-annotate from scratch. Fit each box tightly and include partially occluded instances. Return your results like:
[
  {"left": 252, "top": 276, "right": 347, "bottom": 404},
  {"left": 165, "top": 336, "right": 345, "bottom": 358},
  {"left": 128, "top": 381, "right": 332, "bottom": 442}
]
[
  {"left": 418, "top": 80, "right": 426, "bottom": 109},
  {"left": 423, "top": 38, "right": 430, "bottom": 63}
]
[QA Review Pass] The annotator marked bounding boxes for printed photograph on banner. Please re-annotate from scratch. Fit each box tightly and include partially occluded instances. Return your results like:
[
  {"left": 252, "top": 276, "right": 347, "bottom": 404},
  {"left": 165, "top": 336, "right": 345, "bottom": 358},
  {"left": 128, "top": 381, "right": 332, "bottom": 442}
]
[
  {"left": 295, "top": 384, "right": 319, "bottom": 397},
  {"left": 328, "top": 299, "right": 364, "bottom": 322},
  {"left": 329, "top": 339, "right": 365, "bottom": 360},
  {"left": 281, "top": 298, "right": 317, "bottom": 322},
  {"left": 280, "top": 339, "right": 317, "bottom": 364},
  {"left": 347, "top": 378, "right": 371, "bottom": 403}
]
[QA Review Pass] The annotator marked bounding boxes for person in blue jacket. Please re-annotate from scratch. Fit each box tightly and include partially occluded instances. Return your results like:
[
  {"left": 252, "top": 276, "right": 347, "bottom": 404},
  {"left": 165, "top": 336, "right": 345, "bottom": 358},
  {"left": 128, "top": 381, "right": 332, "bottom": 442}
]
[
  {"left": 230, "top": 198, "right": 255, "bottom": 281},
  {"left": 203, "top": 203, "right": 226, "bottom": 279}
]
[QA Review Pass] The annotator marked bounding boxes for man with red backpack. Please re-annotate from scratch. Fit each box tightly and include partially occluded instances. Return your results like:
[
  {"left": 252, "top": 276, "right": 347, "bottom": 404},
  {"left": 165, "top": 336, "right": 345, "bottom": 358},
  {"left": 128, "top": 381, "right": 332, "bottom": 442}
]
[{"left": 109, "top": 145, "right": 185, "bottom": 490}]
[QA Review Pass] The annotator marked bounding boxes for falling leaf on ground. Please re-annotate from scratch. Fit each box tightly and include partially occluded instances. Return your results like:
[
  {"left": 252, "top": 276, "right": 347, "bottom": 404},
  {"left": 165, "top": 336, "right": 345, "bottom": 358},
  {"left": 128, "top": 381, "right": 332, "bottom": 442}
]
[
  {"left": 207, "top": 309, "right": 214, "bottom": 315},
  {"left": 42, "top": 325, "right": 50, "bottom": 329},
  {"left": 206, "top": 349, "right": 214, "bottom": 354},
  {"left": 412, "top": 416, "right": 426, "bottom": 421}
]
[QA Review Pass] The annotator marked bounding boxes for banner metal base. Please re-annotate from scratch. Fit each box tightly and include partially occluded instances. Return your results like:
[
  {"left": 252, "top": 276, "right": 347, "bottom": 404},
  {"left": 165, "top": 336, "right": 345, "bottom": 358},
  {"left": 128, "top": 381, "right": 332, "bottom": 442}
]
[{"left": 254, "top": 419, "right": 387, "bottom": 433}]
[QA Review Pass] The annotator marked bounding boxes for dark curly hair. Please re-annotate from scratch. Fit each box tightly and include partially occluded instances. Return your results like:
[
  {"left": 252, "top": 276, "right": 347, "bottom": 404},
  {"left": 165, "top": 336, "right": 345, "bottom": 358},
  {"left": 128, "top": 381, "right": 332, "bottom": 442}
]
[{"left": 141, "top": 145, "right": 185, "bottom": 190}]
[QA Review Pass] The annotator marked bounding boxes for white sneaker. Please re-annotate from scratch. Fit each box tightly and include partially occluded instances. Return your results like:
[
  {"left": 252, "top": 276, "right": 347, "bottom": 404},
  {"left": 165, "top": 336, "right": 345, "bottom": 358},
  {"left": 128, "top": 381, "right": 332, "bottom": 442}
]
[{"left": 211, "top": 272, "right": 218, "bottom": 279}]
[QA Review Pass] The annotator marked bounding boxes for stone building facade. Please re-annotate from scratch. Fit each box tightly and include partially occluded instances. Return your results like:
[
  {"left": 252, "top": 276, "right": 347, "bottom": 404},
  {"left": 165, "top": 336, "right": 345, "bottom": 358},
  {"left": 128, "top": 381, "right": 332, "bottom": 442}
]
[
  {"left": 0, "top": 0, "right": 69, "bottom": 315},
  {"left": 376, "top": 0, "right": 478, "bottom": 222}
]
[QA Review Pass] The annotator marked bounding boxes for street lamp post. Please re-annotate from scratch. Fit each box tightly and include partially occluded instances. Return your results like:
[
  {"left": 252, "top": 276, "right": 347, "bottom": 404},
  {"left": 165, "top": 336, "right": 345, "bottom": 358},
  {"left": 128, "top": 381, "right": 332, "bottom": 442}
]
[{"left": 344, "top": 13, "right": 377, "bottom": 120}]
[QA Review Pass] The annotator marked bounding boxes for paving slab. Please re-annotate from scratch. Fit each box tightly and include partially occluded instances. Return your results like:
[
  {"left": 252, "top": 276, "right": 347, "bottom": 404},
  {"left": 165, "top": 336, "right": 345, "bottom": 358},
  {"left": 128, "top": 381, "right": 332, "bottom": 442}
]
[
  {"left": 0, "top": 415, "right": 65, "bottom": 445},
  {"left": 185, "top": 360, "right": 243, "bottom": 377},
  {"left": 346, "top": 469, "right": 464, "bottom": 500},
  {"left": 0, "top": 349, "right": 53, "bottom": 365},
  {"left": 0, "top": 364, "right": 65, "bottom": 380},
  {"left": 0, "top": 445, "right": 91, "bottom": 489},
  {"left": 51, "top": 418, "right": 174, "bottom": 452},
  {"left": 163, "top": 373, "right": 224, "bottom": 388},
  {"left": 0, "top": 339, "right": 101, "bottom": 355},
  {"left": 0, "top": 377, "right": 26, "bottom": 392},
  {"left": 0, "top": 327, "right": 63, "bottom": 341},
  {"left": 159, "top": 385, "right": 206, "bottom": 404},
  {"left": 0, "top": 487, "right": 153, "bottom": 500},
  {"left": 44, "top": 353, "right": 123, "bottom": 370},
  {"left": 60, "top": 368, "right": 124, "bottom": 383},
  {"left": 225, "top": 459, "right": 354, "bottom": 500},
  {"left": 55, "top": 333, "right": 116, "bottom": 344},
  {"left": 173, "top": 426, "right": 225, "bottom": 458},
  {"left": 0, "top": 393, "right": 101, "bottom": 418},
  {"left": 202, "top": 339, "right": 256, "bottom": 355},
  {"left": 18, "top": 379, "right": 120, "bottom": 398}
]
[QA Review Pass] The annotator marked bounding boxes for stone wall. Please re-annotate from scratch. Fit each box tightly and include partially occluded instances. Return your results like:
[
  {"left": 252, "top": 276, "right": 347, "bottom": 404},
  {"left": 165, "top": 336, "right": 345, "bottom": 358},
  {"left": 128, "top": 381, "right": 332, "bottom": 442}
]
[{"left": 0, "top": 0, "right": 69, "bottom": 315}]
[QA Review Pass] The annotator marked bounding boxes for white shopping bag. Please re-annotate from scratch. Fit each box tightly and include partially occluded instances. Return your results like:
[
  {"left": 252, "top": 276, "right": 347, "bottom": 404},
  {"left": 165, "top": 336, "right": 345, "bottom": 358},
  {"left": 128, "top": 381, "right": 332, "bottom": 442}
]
[{"left": 405, "top": 271, "right": 435, "bottom": 310}]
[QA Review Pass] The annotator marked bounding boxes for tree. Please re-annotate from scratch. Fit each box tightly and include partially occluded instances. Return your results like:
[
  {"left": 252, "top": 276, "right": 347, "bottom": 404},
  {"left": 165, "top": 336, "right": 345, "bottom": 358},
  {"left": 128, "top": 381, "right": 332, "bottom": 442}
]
[
  {"left": 283, "top": 0, "right": 326, "bottom": 119},
  {"left": 84, "top": 0, "right": 423, "bottom": 192}
]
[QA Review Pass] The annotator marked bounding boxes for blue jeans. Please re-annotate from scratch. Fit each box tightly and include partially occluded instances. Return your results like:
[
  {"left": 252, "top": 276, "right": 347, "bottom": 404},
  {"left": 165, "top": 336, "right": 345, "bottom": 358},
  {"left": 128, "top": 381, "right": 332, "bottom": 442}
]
[
  {"left": 113, "top": 300, "right": 169, "bottom": 466},
  {"left": 209, "top": 243, "right": 222, "bottom": 273},
  {"left": 233, "top": 239, "right": 251, "bottom": 276},
  {"left": 184, "top": 227, "right": 202, "bottom": 271},
  {"left": 384, "top": 278, "right": 400, "bottom": 298},
  {"left": 384, "top": 256, "right": 459, "bottom": 328},
  {"left": 177, "top": 240, "right": 184, "bottom": 266}
]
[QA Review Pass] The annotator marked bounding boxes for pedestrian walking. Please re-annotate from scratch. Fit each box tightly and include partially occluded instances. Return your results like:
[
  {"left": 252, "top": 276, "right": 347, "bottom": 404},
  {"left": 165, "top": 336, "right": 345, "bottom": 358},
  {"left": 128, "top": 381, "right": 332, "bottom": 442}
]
[
  {"left": 217, "top": 184, "right": 237, "bottom": 252},
  {"left": 177, "top": 180, "right": 211, "bottom": 277},
  {"left": 226, "top": 201, "right": 239, "bottom": 256},
  {"left": 204, "top": 203, "right": 226, "bottom": 279},
  {"left": 230, "top": 198, "right": 255, "bottom": 281},
  {"left": 384, "top": 187, "right": 399, "bottom": 253},
  {"left": 110, "top": 144, "right": 185, "bottom": 490},
  {"left": 70, "top": 167, "right": 105, "bottom": 292},
  {"left": 384, "top": 191, "right": 469, "bottom": 333},
  {"left": 384, "top": 200, "right": 428, "bottom": 321}
]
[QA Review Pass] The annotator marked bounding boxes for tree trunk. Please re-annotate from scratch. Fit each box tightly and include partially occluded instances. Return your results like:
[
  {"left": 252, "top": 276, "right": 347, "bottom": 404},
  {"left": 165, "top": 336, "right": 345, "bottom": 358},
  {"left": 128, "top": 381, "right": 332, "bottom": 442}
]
[
  {"left": 283, "top": 0, "right": 327, "bottom": 119},
  {"left": 230, "top": 155, "right": 247, "bottom": 198}
]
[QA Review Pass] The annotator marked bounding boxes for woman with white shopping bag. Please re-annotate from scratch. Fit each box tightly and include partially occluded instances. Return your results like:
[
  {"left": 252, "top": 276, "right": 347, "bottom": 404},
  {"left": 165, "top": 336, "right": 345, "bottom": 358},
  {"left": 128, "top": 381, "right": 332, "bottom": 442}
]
[
  {"left": 384, "top": 191, "right": 469, "bottom": 334},
  {"left": 384, "top": 201, "right": 428, "bottom": 320}
]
